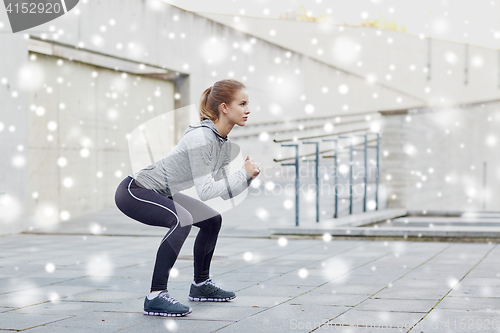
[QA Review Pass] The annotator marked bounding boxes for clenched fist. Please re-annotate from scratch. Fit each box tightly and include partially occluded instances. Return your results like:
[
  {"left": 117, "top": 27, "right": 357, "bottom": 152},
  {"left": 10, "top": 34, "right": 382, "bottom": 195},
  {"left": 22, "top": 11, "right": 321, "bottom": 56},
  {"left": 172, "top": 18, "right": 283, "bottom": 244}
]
[{"left": 242, "top": 155, "right": 260, "bottom": 179}]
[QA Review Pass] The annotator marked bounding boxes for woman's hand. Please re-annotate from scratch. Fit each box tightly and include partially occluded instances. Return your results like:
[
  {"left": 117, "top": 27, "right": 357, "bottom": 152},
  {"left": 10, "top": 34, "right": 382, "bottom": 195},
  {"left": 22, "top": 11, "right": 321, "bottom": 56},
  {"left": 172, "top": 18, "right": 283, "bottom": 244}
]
[{"left": 243, "top": 156, "right": 260, "bottom": 179}]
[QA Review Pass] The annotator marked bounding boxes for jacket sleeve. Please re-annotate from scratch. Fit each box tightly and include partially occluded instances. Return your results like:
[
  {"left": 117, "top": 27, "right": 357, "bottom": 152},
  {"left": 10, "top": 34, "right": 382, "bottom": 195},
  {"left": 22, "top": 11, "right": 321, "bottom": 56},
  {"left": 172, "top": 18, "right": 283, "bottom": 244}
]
[
  {"left": 214, "top": 157, "right": 252, "bottom": 201},
  {"left": 186, "top": 130, "right": 251, "bottom": 202}
]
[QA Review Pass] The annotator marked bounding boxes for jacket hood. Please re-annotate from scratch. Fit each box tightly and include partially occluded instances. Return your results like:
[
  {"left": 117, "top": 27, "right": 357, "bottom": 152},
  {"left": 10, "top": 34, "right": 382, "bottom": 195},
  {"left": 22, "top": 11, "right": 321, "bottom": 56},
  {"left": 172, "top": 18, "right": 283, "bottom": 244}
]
[{"left": 185, "top": 119, "right": 228, "bottom": 143}]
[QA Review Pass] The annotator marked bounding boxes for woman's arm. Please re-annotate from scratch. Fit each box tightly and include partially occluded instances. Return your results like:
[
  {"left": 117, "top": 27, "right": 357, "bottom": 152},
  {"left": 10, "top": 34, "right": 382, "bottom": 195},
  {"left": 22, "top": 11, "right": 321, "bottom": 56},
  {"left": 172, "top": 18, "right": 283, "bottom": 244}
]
[
  {"left": 214, "top": 158, "right": 252, "bottom": 201},
  {"left": 186, "top": 130, "right": 250, "bottom": 201}
]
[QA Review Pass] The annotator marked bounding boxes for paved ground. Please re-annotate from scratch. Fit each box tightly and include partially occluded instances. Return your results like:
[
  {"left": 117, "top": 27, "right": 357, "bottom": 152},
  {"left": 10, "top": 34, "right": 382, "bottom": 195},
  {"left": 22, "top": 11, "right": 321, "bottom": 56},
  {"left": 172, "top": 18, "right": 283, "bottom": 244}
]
[{"left": 1, "top": 204, "right": 500, "bottom": 332}]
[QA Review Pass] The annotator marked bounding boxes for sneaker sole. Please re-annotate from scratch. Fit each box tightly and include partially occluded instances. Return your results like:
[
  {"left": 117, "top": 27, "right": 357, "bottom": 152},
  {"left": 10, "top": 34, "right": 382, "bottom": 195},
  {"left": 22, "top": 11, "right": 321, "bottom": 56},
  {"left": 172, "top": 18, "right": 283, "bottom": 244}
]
[
  {"left": 143, "top": 308, "right": 192, "bottom": 317},
  {"left": 188, "top": 295, "right": 236, "bottom": 302}
]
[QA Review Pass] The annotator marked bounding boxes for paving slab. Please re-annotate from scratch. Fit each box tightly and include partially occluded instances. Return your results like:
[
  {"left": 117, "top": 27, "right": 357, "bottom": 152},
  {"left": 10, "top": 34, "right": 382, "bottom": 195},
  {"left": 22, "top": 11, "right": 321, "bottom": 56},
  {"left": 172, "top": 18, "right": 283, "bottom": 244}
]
[
  {"left": 215, "top": 303, "right": 352, "bottom": 333},
  {"left": 0, "top": 312, "right": 73, "bottom": 330},
  {"left": 354, "top": 298, "right": 437, "bottom": 313},
  {"left": 415, "top": 308, "right": 500, "bottom": 333},
  {"left": 120, "top": 318, "right": 234, "bottom": 333},
  {"left": 436, "top": 296, "right": 500, "bottom": 311},
  {"left": 328, "top": 309, "right": 424, "bottom": 330}
]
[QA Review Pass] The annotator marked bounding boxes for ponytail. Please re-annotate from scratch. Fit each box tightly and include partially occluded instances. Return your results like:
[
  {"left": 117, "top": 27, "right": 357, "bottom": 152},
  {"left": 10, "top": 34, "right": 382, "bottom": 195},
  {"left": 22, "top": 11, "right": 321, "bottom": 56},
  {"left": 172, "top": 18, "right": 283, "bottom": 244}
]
[
  {"left": 199, "top": 79, "right": 246, "bottom": 122},
  {"left": 199, "top": 86, "right": 218, "bottom": 122}
]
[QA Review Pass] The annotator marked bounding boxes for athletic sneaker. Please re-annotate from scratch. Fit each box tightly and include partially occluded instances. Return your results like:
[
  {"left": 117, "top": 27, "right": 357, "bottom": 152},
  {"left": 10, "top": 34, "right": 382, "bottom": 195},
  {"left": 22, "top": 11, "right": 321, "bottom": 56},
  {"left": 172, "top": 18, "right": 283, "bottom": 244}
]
[
  {"left": 188, "top": 278, "right": 236, "bottom": 302},
  {"left": 143, "top": 291, "right": 192, "bottom": 316}
]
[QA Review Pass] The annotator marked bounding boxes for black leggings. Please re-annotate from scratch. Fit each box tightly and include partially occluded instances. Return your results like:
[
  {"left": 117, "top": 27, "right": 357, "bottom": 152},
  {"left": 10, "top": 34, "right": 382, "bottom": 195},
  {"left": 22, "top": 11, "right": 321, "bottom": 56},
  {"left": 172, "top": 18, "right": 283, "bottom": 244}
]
[{"left": 114, "top": 176, "right": 222, "bottom": 292}]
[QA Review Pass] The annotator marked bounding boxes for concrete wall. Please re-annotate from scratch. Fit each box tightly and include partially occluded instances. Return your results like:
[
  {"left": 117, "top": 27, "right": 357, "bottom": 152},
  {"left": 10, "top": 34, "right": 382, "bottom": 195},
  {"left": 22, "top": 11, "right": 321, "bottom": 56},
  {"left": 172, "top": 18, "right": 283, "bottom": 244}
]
[
  {"left": 380, "top": 100, "right": 500, "bottom": 211},
  {"left": 198, "top": 13, "right": 500, "bottom": 106},
  {"left": 25, "top": 53, "right": 174, "bottom": 229},
  {"left": 0, "top": 36, "right": 29, "bottom": 235},
  {"left": 336, "top": 30, "right": 500, "bottom": 106}
]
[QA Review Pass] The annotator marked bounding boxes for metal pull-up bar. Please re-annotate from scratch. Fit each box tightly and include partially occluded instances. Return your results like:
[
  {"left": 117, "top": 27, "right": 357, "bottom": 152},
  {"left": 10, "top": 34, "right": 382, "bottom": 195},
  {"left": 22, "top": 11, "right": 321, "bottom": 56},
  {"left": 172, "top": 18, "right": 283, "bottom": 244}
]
[
  {"left": 302, "top": 141, "right": 319, "bottom": 223},
  {"left": 280, "top": 144, "right": 299, "bottom": 227},
  {"left": 276, "top": 132, "right": 380, "bottom": 226}
]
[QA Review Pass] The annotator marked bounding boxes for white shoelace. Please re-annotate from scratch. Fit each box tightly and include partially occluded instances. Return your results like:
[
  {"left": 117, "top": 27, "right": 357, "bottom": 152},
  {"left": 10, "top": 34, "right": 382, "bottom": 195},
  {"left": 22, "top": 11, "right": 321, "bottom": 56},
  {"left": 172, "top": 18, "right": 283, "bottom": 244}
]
[
  {"left": 159, "top": 293, "right": 179, "bottom": 304},
  {"left": 205, "top": 279, "right": 218, "bottom": 288}
]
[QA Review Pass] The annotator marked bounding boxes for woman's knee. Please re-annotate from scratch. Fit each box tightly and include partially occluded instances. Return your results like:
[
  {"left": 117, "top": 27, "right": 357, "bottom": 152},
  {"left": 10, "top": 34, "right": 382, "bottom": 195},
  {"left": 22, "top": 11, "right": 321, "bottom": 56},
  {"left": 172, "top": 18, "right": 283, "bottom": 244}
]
[
  {"left": 175, "top": 204, "right": 194, "bottom": 228},
  {"left": 212, "top": 214, "right": 222, "bottom": 231}
]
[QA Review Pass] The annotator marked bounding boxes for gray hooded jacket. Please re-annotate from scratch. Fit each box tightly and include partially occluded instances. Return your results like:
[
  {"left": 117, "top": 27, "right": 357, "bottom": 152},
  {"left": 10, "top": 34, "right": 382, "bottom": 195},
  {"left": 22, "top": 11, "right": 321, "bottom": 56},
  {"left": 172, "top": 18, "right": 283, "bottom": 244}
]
[{"left": 130, "top": 119, "right": 252, "bottom": 201}]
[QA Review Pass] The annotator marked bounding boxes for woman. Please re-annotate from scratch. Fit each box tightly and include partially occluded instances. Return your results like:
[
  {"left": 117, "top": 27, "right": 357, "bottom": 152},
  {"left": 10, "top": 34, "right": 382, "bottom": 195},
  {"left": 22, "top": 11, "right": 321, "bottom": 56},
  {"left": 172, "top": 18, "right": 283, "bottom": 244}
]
[{"left": 114, "top": 79, "right": 260, "bottom": 317}]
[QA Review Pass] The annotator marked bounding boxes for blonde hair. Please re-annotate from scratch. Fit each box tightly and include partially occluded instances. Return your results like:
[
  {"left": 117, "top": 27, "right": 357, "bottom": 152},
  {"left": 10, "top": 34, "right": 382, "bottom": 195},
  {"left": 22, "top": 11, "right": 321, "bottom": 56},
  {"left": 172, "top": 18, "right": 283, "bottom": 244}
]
[{"left": 199, "top": 79, "right": 246, "bottom": 122}]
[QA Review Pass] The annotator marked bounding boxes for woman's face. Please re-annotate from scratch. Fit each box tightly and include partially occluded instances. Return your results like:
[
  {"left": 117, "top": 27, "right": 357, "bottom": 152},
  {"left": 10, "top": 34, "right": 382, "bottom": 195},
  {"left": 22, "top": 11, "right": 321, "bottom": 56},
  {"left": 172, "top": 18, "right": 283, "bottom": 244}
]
[{"left": 223, "top": 89, "right": 250, "bottom": 126}]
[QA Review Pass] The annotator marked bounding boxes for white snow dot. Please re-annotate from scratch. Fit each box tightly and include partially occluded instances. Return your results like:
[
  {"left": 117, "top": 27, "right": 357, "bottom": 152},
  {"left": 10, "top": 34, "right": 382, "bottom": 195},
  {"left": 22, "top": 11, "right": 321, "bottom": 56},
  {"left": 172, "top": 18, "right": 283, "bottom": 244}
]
[
  {"left": 60, "top": 211, "right": 70, "bottom": 221},
  {"left": 107, "top": 109, "right": 118, "bottom": 121},
  {"left": 36, "top": 106, "right": 46, "bottom": 116},
  {"left": 472, "top": 56, "right": 484, "bottom": 68},
  {"left": 338, "top": 84, "right": 349, "bottom": 94},
  {"left": 12, "top": 155, "right": 26, "bottom": 168},
  {"left": 259, "top": 132, "right": 269, "bottom": 141},
  {"left": 164, "top": 319, "right": 178, "bottom": 331},
  {"left": 447, "top": 277, "right": 459, "bottom": 288},
  {"left": 169, "top": 267, "right": 179, "bottom": 278},
  {"left": 243, "top": 252, "right": 253, "bottom": 261},
  {"left": 256, "top": 207, "right": 269, "bottom": 220},
  {"left": 80, "top": 148, "right": 90, "bottom": 158},
  {"left": 366, "top": 200, "right": 377, "bottom": 210},
  {"left": 298, "top": 268, "right": 308, "bottom": 278},
  {"left": 486, "top": 135, "right": 497, "bottom": 146},
  {"left": 63, "top": 177, "right": 74, "bottom": 188},
  {"left": 283, "top": 200, "right": 293, "bottom": 209},
  {"left": 47, "top": 121, "right": 57, "bottom": 131},
  {"left": 45, "top": 263, "right": 56, "bottom": 273},
  {"left": 57, "top": 157, "right": 67, "bottom": 167},
  {"left": 322, "top": 233, "right": 332, "bottom": 242},
  {"left": 250, "top": 178, "right": 261, "bottom": 188},
  {"left": 305, "top": 104, "right": 315, "bottom": 114},
  {"left": 89, "top": 222, "right": 102, "bottom": 234},
  {"left": 277, "top": 237, "right": 288, "bottom": 247}
]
